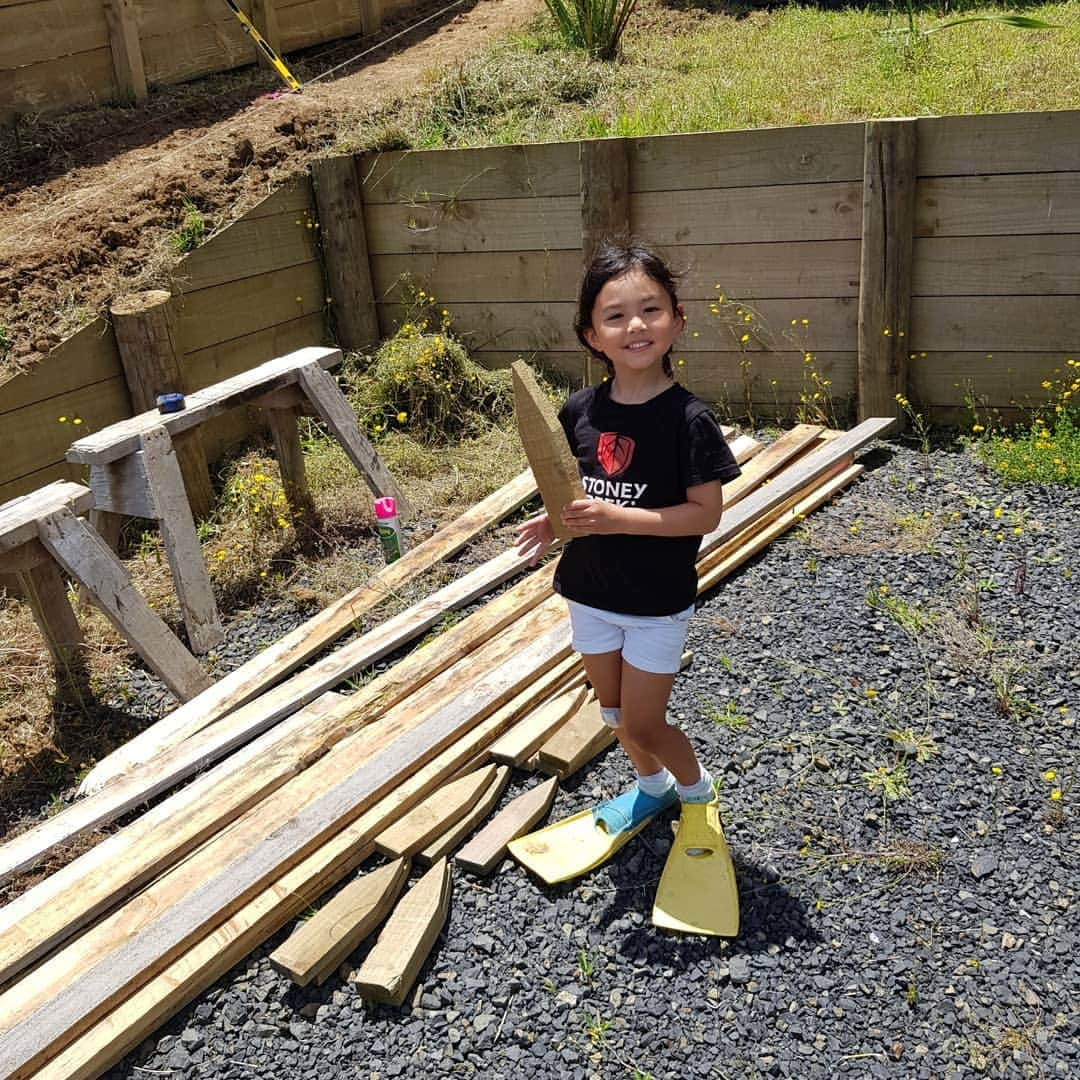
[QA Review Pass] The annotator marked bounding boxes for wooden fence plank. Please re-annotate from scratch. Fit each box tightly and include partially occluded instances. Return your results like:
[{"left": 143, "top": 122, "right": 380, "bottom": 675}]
[
  {"left": 0, "top": 318, "right": 121, "bottom": 414},
  {"left": 359, "top": 143, "right": 580, "bottom": 204},
  {"left": 0, "top": 48, "right": 115, "bottom": 119},
  {"left": 911, "top": 296, "right": 1080, "bottom": 351},
  {"left": 364, "top": 195, "right": 580, "bottom": 255},
  {"left": 858, "top": 119, "right": 916, "bottom": 421},
  {"left": 275, "top": 0, "right": 363, "bottom": 50},
  {"left": 177, "top": 210, "right": 318, "bottom": 292},
  {"left": 630, "top": 123, "right": 866, "bottom": 192},
  {"left": 370, "top": 240, "right": 861, "bottom": 308},
  {"left": 916, "top": 173, "right": 1080, "bottom": 237},
  {"left": 909, "top": 352, "right": 1071, "bottom": 408},
  {"left": 917, "top": 111, "right": 1080, "bottom": 176},
  {"left": 176, "top": 261, "right": 326, "bottom": 354},
  {"left": 633, "top": 182, "right": 863, "bottom": 245},
  {"left": 0, "top": 378, "right": 131, "bottom": 492},
  {"left": 0, "top": 0, "right": 108, "bottom": 68},
  {"left": 913, "top": 234, "right": 1080, "bottom": 295},
  {"left": 0, "top": 462, "right": 84, "bottom": 506},
  {"left": 182, "top": 311, "right": 328, "bottom": 398}
]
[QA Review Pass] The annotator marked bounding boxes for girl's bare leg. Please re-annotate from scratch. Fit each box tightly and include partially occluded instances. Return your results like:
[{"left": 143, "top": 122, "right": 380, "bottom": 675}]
[
  {"left": 619, "top": 661, "right": 702, "bottom": 786},
  {"left": 579, "top": 651, "right": 664, "bottom": 778}
]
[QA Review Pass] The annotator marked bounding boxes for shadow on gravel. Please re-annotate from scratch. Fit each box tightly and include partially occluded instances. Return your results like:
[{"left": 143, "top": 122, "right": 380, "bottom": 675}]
[{"left": 600, "top": 849, "right": 822, "bottom": 967}]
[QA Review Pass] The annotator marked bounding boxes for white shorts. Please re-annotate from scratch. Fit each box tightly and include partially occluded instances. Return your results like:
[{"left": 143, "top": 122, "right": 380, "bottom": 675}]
[{"left": 565, "top": 599, "right": 694, "bottom": 675}]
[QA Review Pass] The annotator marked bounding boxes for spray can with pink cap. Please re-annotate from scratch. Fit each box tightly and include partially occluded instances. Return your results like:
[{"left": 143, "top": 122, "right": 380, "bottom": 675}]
[{"left": 373, "top": 496, "right": 404, "bottom": 563}]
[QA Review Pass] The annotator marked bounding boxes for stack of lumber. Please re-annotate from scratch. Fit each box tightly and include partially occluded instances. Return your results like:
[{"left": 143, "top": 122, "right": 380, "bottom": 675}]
[{"left": 0, "top": 418, "right": 891, "bottom": 1080}]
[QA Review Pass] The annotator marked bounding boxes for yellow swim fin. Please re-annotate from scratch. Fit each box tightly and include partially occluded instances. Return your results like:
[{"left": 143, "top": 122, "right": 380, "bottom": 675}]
[
  {"left": 509, "top": 786, "right": 676, "bottom": 885},
  {"left": 652, "top": 798, "right": 740, "bottom": 937}
]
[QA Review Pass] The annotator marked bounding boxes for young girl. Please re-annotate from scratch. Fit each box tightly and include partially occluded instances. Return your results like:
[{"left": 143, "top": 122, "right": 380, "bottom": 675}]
[{"left": 515, "top": 240, "right": 741, "bottom": 821}]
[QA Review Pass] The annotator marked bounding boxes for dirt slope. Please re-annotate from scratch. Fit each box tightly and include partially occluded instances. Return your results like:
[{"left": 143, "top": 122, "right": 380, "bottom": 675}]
[{"left": 0, "top": 0, "right": 543, "bottom": 371}]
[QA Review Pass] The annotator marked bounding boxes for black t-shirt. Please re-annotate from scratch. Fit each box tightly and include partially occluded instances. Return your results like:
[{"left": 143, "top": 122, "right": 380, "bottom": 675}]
[{"left": 553, "top": 381, "right": 741, "bottom": 616}]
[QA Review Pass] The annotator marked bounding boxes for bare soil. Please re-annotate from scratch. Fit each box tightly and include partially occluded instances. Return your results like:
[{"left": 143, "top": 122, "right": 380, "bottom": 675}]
[{"left": 0, "top": 0, "right": 543, "bottom": 371}]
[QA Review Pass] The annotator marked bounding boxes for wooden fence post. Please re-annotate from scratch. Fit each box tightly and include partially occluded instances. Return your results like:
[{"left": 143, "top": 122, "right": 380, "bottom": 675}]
[
  {"left": 109, "top": 291, "right": 215, "bottom": 520},
  {"left": 311, "top": 157, "right": 380, "bottom": 351},
  {"left": 251, "top": 1, "right": 282, "bottom": 70},
  {"left": 359, "top": 0, "right": 383, "bottom": 35},
  {"left": 857, "top": 119, "right": 917, "bottom": 424},
  {"left": 103, "top": 0, "right": 148, "bottom": 105},
  {"left": 579, "top": 138, "right": 631, "bottom": 382}
]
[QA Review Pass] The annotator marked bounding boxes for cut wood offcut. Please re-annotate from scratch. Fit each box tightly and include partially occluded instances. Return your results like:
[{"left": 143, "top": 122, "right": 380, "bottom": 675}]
[
  {"left": 374, "top": 764, "right": 499, "bottom": 859},
  {"left": 416, "top": 764, "right": 510, "bottom": 867},
  {"left": 455, "top": 776, "right": 559, "bottom": 876},
  {"left": 350, "top": 859, "right": 452, "bottom": 1006},
  {"left": 511, "top": 359, "right": 583, "bottom": 541},
  {"left": 269, "top": 857, "right": 410, "bottom": 988}
]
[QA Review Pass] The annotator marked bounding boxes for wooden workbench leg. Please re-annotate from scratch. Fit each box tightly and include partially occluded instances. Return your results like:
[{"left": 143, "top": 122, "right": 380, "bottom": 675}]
[
  {"left": 140, "top": 427, "right": 225, "bottom": 654},
  {"left": 265, "top": 405, "right": 320, "bottom": 537},
  {"left": 37, "top": 507, "right": 211, "bottom": 702},
  {"left": 79, "top": 509, "right": 126, "bottom": 608},
  {"left": 295, "top": 361, "right": 412, "bottom": 517},
  {"left": 17, "top": 560, "right": 86, "bottom": 691}
]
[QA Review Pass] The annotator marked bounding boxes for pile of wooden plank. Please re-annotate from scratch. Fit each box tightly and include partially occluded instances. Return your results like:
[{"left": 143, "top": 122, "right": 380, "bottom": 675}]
[{"left": 0, "top": 418, "right": 891, "bottom": 1080}]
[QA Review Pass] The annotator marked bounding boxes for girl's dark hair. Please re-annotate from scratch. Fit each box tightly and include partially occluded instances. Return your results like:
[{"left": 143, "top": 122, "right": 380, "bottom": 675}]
[{"left": 575, "top": 240, "right": 682, "bottom": 379}]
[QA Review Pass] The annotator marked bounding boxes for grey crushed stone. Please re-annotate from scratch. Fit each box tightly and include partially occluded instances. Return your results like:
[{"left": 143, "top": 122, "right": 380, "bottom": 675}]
[{"left": 80, "top": 440, "right": 1078, "bottom": 1080}]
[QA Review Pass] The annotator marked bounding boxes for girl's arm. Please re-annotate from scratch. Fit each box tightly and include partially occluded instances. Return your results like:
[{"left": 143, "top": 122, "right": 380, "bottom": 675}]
[{"left": 560, "top": 479, "right": 724, "bottom": 538}]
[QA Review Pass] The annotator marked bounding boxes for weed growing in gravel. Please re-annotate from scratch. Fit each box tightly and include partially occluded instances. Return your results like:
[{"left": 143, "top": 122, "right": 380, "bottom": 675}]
[
  {"left": 885, "top": 727, "right": 939, "bottom": 763},
  {"left": 583, "top": 1010, "right": 612, "bottom": 1046},
  {"left": 576, "top": 946, "right": 598, "bottom": 986},
  {"left": 701, "top": 698, "right": 749, "bottom": 730},
  {"left": 862, "top": 761, "right": 912, "bottom": 801},
  {"left": 865, "top": 583, "right": 935, "bottom": 635}
]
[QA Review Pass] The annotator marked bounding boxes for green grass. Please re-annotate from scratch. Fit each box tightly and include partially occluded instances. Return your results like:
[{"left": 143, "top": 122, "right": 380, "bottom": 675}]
[{"left": 340, "top": 2, "right": 1079, "bottom": 150}]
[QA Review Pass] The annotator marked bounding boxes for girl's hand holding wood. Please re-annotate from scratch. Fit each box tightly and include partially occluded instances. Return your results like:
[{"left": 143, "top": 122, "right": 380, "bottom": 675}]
[
  {"left": 513, "top": 512, "right": 555, "bottom": 565},
  {"left": 561, "top": 498, "right": 623, "bottom": 535}
]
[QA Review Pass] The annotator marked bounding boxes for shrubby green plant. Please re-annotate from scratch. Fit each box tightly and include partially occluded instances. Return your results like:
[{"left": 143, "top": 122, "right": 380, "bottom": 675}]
[
  {"left": 544, "top": 0, "right": 638, "bottom": 61},
  {"left": 342, "top": 290, "right": 513, "bottom": 444}
]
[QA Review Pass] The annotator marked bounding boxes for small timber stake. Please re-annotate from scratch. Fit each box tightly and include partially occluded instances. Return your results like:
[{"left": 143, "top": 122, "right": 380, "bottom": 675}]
[{"left": 221, "top": 0, "right": 301, "bottom": 91}]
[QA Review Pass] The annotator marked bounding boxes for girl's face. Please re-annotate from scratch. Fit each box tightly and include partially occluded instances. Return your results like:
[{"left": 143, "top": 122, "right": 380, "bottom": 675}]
[{"left": 583, "top": 269, "right": 683, "bottom": 379}]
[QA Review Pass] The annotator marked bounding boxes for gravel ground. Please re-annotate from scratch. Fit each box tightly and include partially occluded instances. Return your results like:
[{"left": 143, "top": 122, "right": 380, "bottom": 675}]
[{"left": 84, "top": 439, "right": 1077, "bottom": 1080}]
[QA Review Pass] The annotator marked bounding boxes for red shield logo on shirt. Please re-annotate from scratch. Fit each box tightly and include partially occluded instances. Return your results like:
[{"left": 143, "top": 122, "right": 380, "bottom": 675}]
[{"left": 596, "top": 432, "right": 635, "bottom": 477}]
